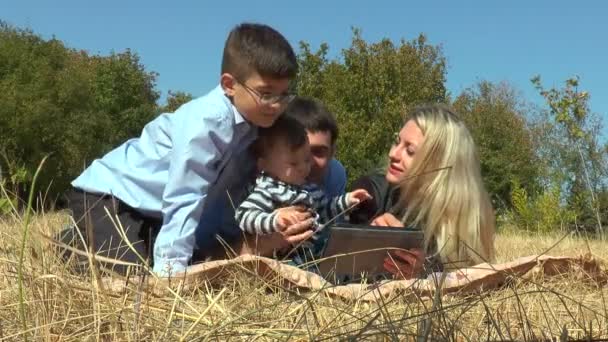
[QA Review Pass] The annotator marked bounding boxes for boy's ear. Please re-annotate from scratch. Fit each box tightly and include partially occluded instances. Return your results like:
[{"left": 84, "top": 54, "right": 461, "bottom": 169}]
[{"left": 221, "top": 73, "right": 237, "bottom": 97}]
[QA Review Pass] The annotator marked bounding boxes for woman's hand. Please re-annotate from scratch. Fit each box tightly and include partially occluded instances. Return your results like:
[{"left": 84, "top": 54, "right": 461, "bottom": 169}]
[
  {"left": 383, "top": 249, "right": 425, "bottom": 279},
  {"left": 371, "top": 213, "right": 404, "bottom": 227}
]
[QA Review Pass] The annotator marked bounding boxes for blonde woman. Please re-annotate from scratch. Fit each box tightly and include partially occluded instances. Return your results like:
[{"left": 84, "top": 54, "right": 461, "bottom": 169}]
[{"left": 349, "top": 104, "right": 495, "bottom": 278}]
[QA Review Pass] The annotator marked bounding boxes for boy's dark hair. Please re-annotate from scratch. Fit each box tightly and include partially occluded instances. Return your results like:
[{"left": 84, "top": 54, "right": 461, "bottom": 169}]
[
  {"left": 284, "top": 97, "right": 338, "bottom": 145},
  {"left": 222, "top": 23, "right": 298, "bottom": 81},
  {"left": 254, "top": 115, "right": 308, "bottom": 157}
]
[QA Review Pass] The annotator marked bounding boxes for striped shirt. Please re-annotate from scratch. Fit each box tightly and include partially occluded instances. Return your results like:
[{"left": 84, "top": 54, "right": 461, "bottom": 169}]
[{"left": 235, "top": 173, "right": 350, "bottom": 235}]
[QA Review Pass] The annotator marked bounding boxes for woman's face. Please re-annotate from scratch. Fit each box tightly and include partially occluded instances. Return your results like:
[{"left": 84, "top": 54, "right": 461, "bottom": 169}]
[{"left": 386, "top": 120, "right": 425, "bottom": 184}]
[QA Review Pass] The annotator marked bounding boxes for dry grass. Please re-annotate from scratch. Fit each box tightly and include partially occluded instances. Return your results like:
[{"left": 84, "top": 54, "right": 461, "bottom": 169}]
[{"left": 1, "top": 212, "right": 607, "bottom": 341}]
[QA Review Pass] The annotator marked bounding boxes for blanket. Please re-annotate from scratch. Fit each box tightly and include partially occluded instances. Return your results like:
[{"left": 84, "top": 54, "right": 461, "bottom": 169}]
[{"left": 103, "top": 254, "right": 605, "bottom": 302}]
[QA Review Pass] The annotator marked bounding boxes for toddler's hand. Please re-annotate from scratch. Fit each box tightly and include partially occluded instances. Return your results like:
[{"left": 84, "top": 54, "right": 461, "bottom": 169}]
[
  {"left": 275, "top": 206, "right": 311, "bottom": 232},
  {"left": 347, "top": 189, "right": 372, "bottom": 206}
]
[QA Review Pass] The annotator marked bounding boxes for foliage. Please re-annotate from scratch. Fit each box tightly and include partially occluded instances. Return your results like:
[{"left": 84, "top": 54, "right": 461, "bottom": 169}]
[
  {"left": 0, "top": 151, "right": 27, "bottom": 213},
  {"left": 532, "top": 76, "right": 608, "bottom": 234},
  {"left": 452, "top": 81, "right": 540, "bottom": 211},
  {"left": 0, "top": 22, "right": 159, "bottom": 201},
  {"left": 507, "top": 179, "right": 576, "bottom": 232},
  {"left": 158, "top": 90, "right": 194, "bottom": 113}
]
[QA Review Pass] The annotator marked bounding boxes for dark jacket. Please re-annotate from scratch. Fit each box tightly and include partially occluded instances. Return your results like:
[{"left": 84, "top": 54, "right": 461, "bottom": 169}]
[{"left": 348, "top": 172, "right": 402, "bottom": 224}]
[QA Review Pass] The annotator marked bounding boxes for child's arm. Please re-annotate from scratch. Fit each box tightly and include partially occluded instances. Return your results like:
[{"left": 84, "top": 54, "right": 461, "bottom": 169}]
[
  {"left": 236, "top": 208, "right": 279, "bottom": 235},
  {"left": 236, "top": 186, "right": 311, "bottom": 235},
  {"left": 347, "top": 174, "right": 387, "bottom": 224},
  {"left": 152, "top": 104, "right": 247, "bottom": 276},
  {"left": 235, "top": 186, "right": 280, "bottom": 235},
  {"left": 316, "top": 189, "right": 371, "bottom": 224}
]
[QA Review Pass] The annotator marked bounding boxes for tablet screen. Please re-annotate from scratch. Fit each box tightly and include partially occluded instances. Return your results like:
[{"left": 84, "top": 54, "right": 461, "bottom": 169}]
[{"left": 315, "top": 224, "right": 424, "bottom": 284}]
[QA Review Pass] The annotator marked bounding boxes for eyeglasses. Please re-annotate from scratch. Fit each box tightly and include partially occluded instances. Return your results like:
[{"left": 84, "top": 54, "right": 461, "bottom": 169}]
[{"left": 237, "top": 80, "right": 295, "bottom": 106}]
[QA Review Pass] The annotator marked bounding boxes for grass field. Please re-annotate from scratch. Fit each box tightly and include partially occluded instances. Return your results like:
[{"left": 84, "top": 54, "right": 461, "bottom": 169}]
[{"left": 0, "top": 212, "right": 607, "bottom": 341}]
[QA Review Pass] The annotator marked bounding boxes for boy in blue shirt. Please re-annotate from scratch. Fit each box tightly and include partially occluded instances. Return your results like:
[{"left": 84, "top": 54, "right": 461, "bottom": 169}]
[{"left": 60, "top": 23, "right": 311, "bottom": 276}]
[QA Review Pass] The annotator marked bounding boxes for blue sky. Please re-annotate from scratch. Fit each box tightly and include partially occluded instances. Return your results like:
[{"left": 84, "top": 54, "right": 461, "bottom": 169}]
[{"left": 3, "top": 0, "right": 607, "bottom": 133}]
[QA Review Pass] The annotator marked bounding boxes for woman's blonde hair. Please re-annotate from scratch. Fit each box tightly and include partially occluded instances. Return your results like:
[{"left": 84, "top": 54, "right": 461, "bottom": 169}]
[{"left": 398, "top": 104, "right": 495, "bottom": 268}]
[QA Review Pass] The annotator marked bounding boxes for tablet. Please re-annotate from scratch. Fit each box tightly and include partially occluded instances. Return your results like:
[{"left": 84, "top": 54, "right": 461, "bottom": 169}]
[{"left": 316, "top": 224, "right": 425, "bottom": 284}]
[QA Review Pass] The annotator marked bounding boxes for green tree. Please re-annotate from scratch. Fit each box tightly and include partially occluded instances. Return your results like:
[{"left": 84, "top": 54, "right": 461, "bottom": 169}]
[
  {"left": 296, "top": 29, "right": 447, "bottom": 183},
  {"left": 508, "top": 179, "right": 575, "bottom": 233},
  {"left": 158, "top": 90, "right": 194, "bottom": 113},
  {"left": 452, "top": 81, "right": 540, "bottom": 211},
  {"left": 532, "top": 76, "right": 607, "bottom": 234},
  {"left": 89, "top": 50, "right": 159, "bottom": 144},
  {"left": 0, "top": 22, "right": 159, "bottom": 203}
]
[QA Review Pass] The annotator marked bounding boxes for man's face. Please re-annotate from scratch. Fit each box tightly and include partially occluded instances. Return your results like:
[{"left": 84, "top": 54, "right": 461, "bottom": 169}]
[{"left": 306, "top": 130, "right": 334, "bottom": 184}]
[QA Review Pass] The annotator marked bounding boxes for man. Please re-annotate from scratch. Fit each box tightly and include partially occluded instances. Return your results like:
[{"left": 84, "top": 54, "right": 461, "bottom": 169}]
[{"left": 284, "top": 97, "right": 347, "bottom": 197}]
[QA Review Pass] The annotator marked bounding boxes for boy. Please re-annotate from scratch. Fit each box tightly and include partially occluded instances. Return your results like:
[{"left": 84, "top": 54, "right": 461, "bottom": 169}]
[
  {"left": 61, "top": 23, "right": 305, "bottom": 276},
  {"left": 234, "top": 115, "right": 369, "bottom": 262}
]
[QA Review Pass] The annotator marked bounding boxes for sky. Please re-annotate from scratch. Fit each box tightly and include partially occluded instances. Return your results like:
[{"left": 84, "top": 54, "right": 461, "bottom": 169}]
[{"left": 3, "top": 0, "right": 607, "bottom": 134}]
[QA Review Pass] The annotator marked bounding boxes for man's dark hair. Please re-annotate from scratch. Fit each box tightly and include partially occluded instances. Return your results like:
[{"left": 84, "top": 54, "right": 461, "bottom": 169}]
[
  {"left": 221, "top": 23, "right": 297, "bottom": 81},
  {"left": 254, "top": 115, "right": 308, "bottom": 157},
  {"left": 283, "top": 97, "right": 338, "bottom": 145}
]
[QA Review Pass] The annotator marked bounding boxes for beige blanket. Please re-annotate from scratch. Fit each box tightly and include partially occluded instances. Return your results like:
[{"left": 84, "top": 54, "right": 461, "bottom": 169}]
[{"left": 104, "top": 254, "right": 605, "bottom": 302}]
